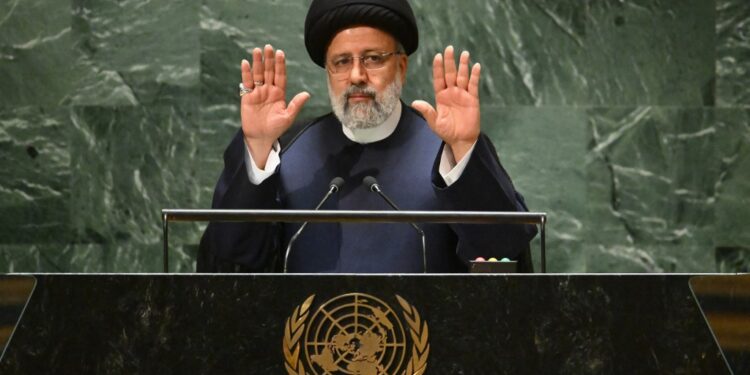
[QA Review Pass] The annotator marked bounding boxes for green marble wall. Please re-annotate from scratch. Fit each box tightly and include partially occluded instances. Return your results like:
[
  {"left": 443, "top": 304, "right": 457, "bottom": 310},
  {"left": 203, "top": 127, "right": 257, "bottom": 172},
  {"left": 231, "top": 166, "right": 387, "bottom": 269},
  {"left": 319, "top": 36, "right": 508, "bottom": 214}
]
[{"left": 0, "top": 0, "right": 748, "bottom": 273}]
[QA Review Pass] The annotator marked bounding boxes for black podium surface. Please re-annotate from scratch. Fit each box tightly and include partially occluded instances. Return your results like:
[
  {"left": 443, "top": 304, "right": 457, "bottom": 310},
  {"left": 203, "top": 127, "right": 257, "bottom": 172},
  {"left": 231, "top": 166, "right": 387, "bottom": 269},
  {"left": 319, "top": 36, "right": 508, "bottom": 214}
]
[{"left": 0, "top": 274, "right": 732, "bottom": 374}]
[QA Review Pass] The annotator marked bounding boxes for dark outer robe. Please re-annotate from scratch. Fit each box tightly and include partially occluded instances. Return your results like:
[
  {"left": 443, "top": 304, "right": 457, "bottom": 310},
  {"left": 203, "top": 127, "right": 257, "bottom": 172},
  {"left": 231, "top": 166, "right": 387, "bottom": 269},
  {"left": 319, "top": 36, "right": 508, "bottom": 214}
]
[{"left": 198, "top": 106, "right": 537, "bottom": 273}]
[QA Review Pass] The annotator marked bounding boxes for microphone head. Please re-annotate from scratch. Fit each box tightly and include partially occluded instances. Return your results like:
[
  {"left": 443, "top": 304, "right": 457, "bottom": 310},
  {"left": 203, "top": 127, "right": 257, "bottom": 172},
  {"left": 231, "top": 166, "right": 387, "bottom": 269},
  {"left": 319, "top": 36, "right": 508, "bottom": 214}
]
[
  {"left": 329, "top": 177, "right": 345, "bottom": 192},
  {"left": 363, "top": 176, "right": 379, "bottom": 191}
]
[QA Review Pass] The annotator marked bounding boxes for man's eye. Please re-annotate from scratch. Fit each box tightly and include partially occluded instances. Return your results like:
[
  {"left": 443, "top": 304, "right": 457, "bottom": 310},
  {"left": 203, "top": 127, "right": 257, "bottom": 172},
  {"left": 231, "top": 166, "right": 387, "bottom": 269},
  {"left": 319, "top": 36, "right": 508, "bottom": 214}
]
[
  {"left": 333, "top": 58, "right": 351, "bottom": 67},
  {"left": 364, "top": 55, "right": 384, "bottom": 64}
]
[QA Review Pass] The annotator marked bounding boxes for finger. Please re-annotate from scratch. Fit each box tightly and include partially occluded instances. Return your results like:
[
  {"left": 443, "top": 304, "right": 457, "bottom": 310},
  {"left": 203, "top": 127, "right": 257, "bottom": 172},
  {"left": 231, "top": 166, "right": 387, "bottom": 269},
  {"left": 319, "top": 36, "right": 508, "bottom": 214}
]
[
  {"left": 411, "top": 100, "right": 437, "bottom": 126},
  {"left": 286, "top": 92, "right": 311, "bottom": 120},
  {"left": 456, "top": 51, "right": 470, "bottom": 90},
  {"left": 443, "top": 46, "right": 457, "bottom": 87},
  {"left": 264, "top": 44, "right": 275, "bottom": 85},
  {"left": 241, "top": 59, "right": 253, "bottom": 88},
  {"left": 252, "top": 48, "right": 263, "bottom": 86},
  {"left": 275, "top": 50, "right": 286, "bottom": 91},
  {"left": 468, "top": 63, "right": 481, "bottom": 98},
  {"left": 432, "top": 53, "right": 446, "bottom": 92}
]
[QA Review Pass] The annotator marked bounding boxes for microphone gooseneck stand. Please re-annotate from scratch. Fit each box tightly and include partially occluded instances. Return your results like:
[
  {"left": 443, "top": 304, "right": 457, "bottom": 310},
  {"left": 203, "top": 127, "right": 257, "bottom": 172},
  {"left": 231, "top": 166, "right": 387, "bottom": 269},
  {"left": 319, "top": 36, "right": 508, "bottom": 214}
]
[
  {"left": 283, "top": 177, "right": 344, "bottom": 273},
  {"left": 363, "top": 176, "right": 427, "bottom": 273}
]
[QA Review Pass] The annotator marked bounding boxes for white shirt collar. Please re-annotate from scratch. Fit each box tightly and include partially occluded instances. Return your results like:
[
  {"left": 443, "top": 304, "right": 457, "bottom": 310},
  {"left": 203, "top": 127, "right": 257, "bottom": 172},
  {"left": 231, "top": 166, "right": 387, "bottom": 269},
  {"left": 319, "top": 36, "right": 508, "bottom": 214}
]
[{"left": 341, "top": 101, "right": 402, "bottom": 144}]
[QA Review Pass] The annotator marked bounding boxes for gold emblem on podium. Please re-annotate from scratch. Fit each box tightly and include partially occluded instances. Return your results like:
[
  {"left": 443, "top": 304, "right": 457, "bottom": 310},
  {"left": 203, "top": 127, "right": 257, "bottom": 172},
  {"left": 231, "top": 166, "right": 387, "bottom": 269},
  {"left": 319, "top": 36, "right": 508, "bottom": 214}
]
[{"left": 283, "top": 293, "right": 429, "bottom": 375}]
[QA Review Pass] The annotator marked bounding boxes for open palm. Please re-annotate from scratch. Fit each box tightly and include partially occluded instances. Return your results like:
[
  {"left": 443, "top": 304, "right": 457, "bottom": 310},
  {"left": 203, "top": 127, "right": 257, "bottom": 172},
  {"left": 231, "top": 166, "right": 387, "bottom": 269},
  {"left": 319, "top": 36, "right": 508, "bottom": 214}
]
[
  {"left": 240, "top": 45, "right": 309, "bottom": 167},
  {"left": 412, "top": 46, "right": 481, "bottom": 162}
]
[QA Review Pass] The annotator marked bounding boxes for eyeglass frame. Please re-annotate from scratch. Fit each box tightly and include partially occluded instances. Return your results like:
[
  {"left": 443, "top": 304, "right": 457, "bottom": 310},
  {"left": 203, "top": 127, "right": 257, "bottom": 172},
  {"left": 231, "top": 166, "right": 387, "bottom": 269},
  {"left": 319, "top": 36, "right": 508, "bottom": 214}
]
[{"left": 326, "top": 51, "right": 404, "bottom": 76}]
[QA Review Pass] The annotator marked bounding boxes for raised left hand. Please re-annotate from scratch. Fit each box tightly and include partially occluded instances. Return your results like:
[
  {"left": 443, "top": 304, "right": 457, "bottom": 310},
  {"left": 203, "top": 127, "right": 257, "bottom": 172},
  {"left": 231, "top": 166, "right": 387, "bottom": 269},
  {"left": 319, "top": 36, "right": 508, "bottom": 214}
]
[{"left": 412, "top": 46, "right": 481, "bottom": 162}]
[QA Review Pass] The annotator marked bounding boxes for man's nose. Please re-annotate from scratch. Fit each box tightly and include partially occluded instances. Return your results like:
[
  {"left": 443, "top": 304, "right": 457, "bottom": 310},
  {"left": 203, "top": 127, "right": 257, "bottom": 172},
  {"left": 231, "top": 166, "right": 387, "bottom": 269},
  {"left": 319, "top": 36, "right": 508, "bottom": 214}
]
[{"left": 348, "top": 59, "right": 368, "bottom": 85}]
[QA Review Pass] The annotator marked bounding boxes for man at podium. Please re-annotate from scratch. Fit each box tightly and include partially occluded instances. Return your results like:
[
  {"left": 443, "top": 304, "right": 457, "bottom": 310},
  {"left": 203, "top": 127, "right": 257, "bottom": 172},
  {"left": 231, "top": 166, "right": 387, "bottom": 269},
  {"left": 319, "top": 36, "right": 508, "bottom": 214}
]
[{"left": 199, "top": 0, "right": 537, "bottom": 273}]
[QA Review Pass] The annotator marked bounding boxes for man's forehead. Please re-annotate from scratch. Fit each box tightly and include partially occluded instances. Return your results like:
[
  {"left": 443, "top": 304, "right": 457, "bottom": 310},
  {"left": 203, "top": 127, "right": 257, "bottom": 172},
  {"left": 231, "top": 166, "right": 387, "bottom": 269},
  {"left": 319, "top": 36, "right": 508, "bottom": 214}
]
[{"left": 326, "top": 26, "right": 398, "bottom": 56}]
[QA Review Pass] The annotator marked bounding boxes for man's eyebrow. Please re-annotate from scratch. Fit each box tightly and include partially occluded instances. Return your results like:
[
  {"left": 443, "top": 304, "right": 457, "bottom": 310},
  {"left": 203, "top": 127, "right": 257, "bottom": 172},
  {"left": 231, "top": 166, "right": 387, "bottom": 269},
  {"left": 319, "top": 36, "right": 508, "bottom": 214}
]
[
  {"left": 328, "top": 52, "right": 352, "bottom": 60},
  {"left": 329, "top": 48, "right": 386, "bottom": 58}
]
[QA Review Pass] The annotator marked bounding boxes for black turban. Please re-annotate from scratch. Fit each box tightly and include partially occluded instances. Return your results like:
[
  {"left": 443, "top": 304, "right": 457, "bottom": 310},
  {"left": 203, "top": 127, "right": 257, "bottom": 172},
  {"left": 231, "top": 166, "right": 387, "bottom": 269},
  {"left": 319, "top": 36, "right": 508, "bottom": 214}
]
[{"left": 304, "top": 0, "right": 419, "bottom": 68}]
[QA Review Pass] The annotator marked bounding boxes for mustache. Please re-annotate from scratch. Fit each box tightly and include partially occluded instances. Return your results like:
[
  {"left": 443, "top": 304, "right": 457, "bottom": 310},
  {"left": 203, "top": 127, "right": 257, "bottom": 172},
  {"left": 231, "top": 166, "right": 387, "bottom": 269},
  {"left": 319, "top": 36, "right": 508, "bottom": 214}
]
[{"left": 344, "top": 85, "right": 377, "bottom": 100}]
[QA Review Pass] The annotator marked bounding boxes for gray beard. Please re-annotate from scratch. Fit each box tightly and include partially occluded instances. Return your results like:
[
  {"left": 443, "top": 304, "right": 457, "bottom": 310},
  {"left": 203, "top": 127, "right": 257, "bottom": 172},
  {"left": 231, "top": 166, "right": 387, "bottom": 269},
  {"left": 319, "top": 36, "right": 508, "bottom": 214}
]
[{"left": 328, "top": 78, "right": 403, "bottom": 130}]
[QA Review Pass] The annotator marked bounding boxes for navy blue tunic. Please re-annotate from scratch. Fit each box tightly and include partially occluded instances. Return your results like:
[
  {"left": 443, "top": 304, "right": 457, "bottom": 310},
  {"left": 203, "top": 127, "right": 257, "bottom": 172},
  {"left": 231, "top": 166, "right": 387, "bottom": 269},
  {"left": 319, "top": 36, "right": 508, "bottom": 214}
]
[{"left": 200, "top": 106, "right": 536, "bottom": 273}]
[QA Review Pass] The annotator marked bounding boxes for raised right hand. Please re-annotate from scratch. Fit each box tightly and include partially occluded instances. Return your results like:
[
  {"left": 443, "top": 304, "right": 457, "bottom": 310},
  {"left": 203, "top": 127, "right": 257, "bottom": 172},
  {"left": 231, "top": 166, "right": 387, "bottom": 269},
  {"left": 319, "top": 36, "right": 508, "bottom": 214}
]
[{"left": 241, "top": 44, "right": 310, "bottom": 169}]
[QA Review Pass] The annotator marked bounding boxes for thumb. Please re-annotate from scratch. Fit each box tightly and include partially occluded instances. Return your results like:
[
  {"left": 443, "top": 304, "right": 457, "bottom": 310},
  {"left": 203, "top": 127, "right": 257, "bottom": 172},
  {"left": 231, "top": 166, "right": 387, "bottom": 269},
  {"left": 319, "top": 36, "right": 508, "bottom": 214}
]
[
  {"left": 411, "top": 100, "right": 437, "bottom": 127},
  {"left": 286, "top": 92, "right": 311, "bottom": 119}
]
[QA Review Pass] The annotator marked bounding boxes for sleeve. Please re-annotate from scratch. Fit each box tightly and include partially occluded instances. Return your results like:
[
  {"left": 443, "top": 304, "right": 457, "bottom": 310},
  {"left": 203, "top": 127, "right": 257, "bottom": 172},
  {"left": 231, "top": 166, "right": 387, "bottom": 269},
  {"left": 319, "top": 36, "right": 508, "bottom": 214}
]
[
  {"left": 431, "top": 133, "right": 538, "bottom": 267},
  {"left": 438, "top": 140, "right": 476, "bottom": 186},
  {"left": 197, "top": 129, "right": 282, "bottom": 272},
  {"left": 244, "top": 140, "right": 281, "bottom": 185}
]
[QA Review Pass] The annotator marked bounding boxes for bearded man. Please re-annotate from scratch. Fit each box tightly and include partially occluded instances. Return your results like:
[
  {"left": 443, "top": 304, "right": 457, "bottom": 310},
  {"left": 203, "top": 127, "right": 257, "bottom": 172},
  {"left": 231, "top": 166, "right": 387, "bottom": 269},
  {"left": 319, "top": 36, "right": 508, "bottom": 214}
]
[{"left": 198, "top": 0, "right": 537, "bottom": 273}]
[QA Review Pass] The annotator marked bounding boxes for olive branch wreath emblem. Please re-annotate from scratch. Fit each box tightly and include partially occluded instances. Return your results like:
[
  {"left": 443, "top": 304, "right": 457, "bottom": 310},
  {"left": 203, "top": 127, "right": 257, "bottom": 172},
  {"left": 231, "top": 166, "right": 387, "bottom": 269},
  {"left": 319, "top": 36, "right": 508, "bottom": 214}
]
[{"left": 283, "top": 294, "right": 430, "bottom": 375}]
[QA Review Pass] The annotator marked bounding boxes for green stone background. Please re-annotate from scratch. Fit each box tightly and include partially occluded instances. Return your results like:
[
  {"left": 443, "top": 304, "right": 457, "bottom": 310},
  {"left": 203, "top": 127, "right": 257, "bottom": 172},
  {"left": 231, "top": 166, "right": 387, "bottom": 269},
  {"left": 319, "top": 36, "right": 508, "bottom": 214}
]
[{"left": 0, "top": 0, "right": 748, "bottom": 273}]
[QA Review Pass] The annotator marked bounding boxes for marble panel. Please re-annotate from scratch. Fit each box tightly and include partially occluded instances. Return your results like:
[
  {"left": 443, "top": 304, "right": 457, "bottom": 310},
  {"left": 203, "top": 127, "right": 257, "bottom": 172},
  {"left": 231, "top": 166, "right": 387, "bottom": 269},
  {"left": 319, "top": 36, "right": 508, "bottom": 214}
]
[
  {"left": 68, "top": 105, "right": 203, "bottom": 271},
  {"left": 0, "top": 242, "right": 195, "bottom": 273},
  {"left": 70, "top": 0, "right": 200, "bottom": 106},
  {"left": 194, "top": 104, "right": 235, "bottom": 207},
  {"left": 200, "top": 0, "right": 329, "bottom": 108},
  {"left": 426, "top": 0, "right": 715, "bottom": 106},
  {"left": 408, "top": 0, "right": 590, "bottom": 106},
  {"left": 0, "top": 106, "right": 71, "bottom": 244},
  {"left": 0, "top": 0, "right": 85, "bottom": 106},
  {"left": 482, "top": 106, "right": 587, "bottom": 272},
  {"left": 0, "top": 244, "right": 103, "bottom": 273},
  {"left": 582, "top": 0, "right": 715, "bottom": 106},
  {"left": 584, "top": 107, "right": 750, "bottom": 272},
  {"left": 712, "top": 109, "right": 750, "bottom": 271},
  {"left": 716, "top": 0, "right": 750, "bottom": 106}
]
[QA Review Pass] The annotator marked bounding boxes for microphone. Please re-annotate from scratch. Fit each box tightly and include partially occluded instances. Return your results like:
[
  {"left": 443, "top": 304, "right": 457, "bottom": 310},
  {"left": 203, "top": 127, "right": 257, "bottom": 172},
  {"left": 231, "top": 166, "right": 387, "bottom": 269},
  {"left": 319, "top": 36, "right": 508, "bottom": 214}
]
[
  {"left": 363, "top": 176, "right": 427, "bottom": 273},
  {"left": 284, "top": 177, "right": 345, "bottom": 273}
]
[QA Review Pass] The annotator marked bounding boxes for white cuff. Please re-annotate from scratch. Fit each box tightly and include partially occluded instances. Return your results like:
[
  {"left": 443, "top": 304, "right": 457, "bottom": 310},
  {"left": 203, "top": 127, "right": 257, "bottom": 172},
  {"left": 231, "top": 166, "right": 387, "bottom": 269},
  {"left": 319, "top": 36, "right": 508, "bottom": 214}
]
[
  {"left": 244, "top": 140, "right": 280, "bottom": 185},
  {"left": 438, "top": 141, "right": 477, "bottom": 187}
]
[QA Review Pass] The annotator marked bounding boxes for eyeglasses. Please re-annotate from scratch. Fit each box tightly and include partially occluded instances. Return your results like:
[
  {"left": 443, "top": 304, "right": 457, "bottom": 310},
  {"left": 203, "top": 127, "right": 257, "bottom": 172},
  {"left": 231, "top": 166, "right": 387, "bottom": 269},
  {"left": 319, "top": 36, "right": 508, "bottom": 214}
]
[{"left": 327, "top": 51, "right": 402, "bottom": 75}]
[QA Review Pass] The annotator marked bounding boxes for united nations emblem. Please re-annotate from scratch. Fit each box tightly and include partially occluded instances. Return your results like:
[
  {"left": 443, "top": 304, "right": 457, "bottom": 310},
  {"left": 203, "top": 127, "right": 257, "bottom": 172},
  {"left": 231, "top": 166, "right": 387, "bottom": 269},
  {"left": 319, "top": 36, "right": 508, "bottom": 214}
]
[{"left": 283, "top": 293, "right": 429, "bottom": 375}]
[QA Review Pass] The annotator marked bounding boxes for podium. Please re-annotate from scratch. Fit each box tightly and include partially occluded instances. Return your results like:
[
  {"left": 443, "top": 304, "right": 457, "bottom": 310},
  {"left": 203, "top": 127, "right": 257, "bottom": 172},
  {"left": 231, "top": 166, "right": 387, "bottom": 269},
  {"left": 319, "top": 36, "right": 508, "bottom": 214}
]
[{"left": 0, "top": 274, "right": 731, "bottom": 373}]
